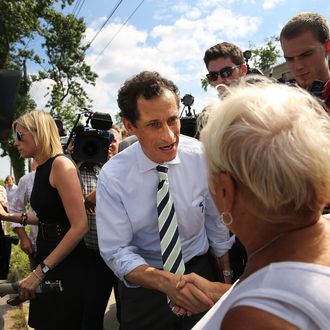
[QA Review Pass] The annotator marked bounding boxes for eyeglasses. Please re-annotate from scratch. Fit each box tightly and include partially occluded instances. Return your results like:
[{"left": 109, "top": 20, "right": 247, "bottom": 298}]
[{"left": 206, "top": 65, "right": 241, "bottom": 82}]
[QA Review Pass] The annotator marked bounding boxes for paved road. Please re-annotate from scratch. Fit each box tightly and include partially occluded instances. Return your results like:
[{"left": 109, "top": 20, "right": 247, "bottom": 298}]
[{"left": 104, "top": 291, "right": 120, "bottom": 330}]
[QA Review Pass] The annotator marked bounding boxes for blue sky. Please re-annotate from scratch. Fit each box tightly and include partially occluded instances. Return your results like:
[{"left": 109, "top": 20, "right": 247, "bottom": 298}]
[{"left": 1, "top": 0, "right": 330, "bottom": 179}]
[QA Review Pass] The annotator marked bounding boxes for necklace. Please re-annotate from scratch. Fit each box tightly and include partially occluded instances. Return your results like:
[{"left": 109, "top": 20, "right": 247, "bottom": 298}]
[{"left": 248, "top": 233, "right": 285, "bottom": 260}]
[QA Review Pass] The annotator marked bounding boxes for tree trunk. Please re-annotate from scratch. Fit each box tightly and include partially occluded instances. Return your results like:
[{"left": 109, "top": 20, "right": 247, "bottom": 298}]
[{"left": 6, "top": 144, "right": 25, "bottom": 183}]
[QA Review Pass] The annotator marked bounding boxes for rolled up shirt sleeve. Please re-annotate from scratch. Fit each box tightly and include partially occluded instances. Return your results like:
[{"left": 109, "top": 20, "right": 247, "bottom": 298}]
[{"left": 96, "top": 171, "right": 149, "bottom": 288}]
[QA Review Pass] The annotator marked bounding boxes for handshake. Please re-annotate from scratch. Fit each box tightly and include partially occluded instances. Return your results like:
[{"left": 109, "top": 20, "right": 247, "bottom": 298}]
[{"left": 167, "top": 273, "right": 231, "bottom": 318}]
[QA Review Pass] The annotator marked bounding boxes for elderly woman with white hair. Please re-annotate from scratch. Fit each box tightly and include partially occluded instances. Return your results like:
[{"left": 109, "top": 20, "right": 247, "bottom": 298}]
[{"left": 174, "top": 81, "right": 330, "bottom": 329}]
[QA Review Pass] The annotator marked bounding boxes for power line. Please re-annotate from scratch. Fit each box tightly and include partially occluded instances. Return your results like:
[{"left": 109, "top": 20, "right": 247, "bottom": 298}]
[
  {"left": 72, "top": 0, "right": 82, "bottom": 15},
  {"left": 87, "top": 0, "right": 124, "bottom": 47},
  {"left": 92, "top": 0, "right": 145, "bottom": 66},
  {"left": 74, "top": 0, "right": 85, "bottom": 17}
]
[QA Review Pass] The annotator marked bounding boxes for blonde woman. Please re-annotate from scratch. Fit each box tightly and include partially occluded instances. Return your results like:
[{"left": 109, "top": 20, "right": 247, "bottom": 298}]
[
  {"left": 0, "top": 110, "right": 88, "bottom": 330},
  {"left": 175, "top": 81, "right": 330, "bottom": 329}
]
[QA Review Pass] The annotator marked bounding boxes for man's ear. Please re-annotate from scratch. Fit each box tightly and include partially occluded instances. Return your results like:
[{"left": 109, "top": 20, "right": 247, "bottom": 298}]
[
  {"left": 122, "top": 118, "right": 135, "bottom": 135},
  {"left": 240, "top": 63, "right": 248, "bottom": 76},
  {"left": 325, "top": 39, "right": 330, "bottom": 55}
]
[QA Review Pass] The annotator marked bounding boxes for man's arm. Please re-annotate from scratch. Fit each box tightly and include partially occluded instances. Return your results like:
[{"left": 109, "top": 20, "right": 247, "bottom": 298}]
[
  {"left": 96, "top": 171, "right": 214, "bottom": 314},
  {"left": 218, "top": 253, "right": 232, "bottom": 284},
  {"left": 125, "top": 265, "right": 214, "bottom": 314}
]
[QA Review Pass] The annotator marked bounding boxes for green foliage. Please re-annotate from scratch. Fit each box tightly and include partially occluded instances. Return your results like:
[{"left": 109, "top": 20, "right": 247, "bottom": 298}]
[
  {"left": 0, "top": 0, "right": 96, "bottom": 182},
  {"left": 34, "top": 11, "right": 97, "bottom": 122},
  {"left": 201, "top": 76, "right": 209, "bottom": 92},
  {"left": 7, "top": 226, "right": 31, "bottom": 282},
  {"left": 249, "top": 36, "right": 281, "bottom": 73},
  {"left": 8, "top": 243, "right": 30, "bottom": 282}
]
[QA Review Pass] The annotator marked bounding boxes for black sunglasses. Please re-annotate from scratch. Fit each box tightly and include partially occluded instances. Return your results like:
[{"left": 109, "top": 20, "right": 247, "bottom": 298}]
[
  {"left": 15, "top": 131, "right": 24, "bottom": 141},
  {"left": 206, "top": 65, "right": 241, "bottom": 82}
]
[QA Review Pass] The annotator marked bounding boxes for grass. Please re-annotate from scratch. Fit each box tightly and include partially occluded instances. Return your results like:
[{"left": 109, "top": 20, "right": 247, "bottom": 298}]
[{"left": 10, "top": 307, "right": 28, "bottom": 330}]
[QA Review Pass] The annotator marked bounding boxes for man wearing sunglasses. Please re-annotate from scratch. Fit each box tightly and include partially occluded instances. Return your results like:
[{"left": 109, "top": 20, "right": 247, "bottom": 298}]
[
  {"left": 204, "top": 42, "right": 247, "bottom": 92},
  {"left": 203, "top": 42, "right": 248, "bottom": 281}
]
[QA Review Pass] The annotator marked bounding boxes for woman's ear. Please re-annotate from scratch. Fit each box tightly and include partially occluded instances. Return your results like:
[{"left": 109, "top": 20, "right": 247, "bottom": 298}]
[{"left": 211, "top": 172, "right": 236, "bottom": 213}]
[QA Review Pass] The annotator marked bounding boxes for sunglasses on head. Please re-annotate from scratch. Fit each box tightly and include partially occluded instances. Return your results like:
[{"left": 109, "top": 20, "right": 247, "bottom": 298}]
[{"left": 206, "top": 65, "right": 241, "bottom": 82}]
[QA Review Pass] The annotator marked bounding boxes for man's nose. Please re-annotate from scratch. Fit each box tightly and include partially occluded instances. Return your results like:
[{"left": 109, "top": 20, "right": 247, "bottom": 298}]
[
  {"left": 161, "top": 124, "right": 175, "bottom": 141},
  {"left": 293, "top": 57, "right": 305, "bottom": 71}
]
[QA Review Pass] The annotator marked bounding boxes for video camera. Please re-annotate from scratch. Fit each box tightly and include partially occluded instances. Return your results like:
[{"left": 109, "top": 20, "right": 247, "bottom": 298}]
[
  {"left": 179, "top": 94, "right": 198, "bottom": 138},
  {"left": 68, "top": 109, "right": 114, "bottom": 165},
  {"left": 243, "top": 50, "right": 264, "bottom": 75}
]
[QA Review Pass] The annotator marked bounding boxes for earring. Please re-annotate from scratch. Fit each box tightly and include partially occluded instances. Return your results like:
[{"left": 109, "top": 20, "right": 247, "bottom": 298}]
[{"left": 221, "top": 211, "right": 233, "bottom": 226}]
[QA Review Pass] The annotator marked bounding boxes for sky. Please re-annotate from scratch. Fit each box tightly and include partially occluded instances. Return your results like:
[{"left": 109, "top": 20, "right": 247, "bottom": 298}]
[{"left": 1, "top": 0, "right": 330, "bottom": 179}]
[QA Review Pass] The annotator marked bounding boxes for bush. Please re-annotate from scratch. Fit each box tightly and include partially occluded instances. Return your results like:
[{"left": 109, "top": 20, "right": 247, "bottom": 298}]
[{"left": 7, "top": 228, "right": 30, "bottom": 282}]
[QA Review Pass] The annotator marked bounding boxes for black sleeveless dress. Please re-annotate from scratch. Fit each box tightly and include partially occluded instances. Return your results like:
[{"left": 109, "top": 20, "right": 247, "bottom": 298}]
[{"left": 29, "top": 155, "right": 88, "bottom": 330}]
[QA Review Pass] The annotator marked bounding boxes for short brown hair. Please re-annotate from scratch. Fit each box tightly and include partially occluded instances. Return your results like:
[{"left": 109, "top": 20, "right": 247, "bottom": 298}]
[
  {"left": 117, "top": 71, "right": 180, "bottom": 126},
  {"left": 280, "top": 12, "right": 329, "bottom": 44},
  {"left": 203, "top": 42, "right": 245, "bottom": 68}
]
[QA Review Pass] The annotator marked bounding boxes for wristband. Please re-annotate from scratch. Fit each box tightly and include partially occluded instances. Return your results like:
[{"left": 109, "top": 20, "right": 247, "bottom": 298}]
[
  {"left": 32, "top": 269, "right": 43, "bottom": 281},
  {"left": 20, "top": 212, "right": 28, "bottom": 226}
]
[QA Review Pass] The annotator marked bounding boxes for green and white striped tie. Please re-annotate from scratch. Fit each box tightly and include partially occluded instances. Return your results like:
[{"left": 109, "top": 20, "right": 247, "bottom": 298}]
[{"left": 156, "top": 165, "right": 185, "bottom": 275}]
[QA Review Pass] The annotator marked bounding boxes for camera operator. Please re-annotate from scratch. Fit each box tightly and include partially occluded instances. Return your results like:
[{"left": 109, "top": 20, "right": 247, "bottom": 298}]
[
  {"left": 280, "top": 12, "right": 330, "bottom": 112},
  {"left": 69, "top": 122, "right": 121, "bottom": 330}
]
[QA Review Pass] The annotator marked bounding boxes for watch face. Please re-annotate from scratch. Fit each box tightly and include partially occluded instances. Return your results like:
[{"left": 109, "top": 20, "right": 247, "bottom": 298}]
[{"left": 41, "top": 262, "right": 50, "bottom": 273}]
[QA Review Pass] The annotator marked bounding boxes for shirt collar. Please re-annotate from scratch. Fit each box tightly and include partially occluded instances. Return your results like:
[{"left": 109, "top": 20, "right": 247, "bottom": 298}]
[{"left": 135, "top": 141, "right": 181, "bottom": 173}]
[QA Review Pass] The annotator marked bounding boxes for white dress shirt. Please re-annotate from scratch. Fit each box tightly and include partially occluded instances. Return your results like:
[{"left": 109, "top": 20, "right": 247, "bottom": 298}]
[
  {"left": 5, "top": 184, "right": 17, "bottom": 207},
  {"left": 10, "top": 171, "right": 38, "bottom": 248},
  {"left": 96, "top": 135, "right": 233, "bottom": 285}
]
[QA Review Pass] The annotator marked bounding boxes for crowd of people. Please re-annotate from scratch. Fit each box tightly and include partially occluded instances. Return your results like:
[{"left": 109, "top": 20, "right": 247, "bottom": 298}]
[{"left": 0, "top": 11, "right": 330, "bottom": 330}]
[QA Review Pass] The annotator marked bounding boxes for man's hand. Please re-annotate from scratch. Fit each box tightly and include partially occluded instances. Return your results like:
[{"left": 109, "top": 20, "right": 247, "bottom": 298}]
[
  {"left": 84, "top": 189, "right": 96, "bottom": 213},
  {"left": 177, "top": 272, "right": 231, "bottom": 304},
  {"left": 125, "top": 265, "right": 214, "bottom": 316},
  {"left": 14, "top": 227, "right": 34, "bottom": 255},
  {"left": 20, "top": 236, "right": 34, "bottom": 255},
  {"left": 167, "top": 274, "right": 214, "bottom": 315}
]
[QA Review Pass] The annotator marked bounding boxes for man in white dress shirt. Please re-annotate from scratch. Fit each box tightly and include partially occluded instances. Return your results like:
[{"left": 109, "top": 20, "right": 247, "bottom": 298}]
[
  {"left": 10, "top": 160, "right": 38, "bottom": 269},
  {"left": 96, "top": 71, "right": 233, "bottom": 330}
]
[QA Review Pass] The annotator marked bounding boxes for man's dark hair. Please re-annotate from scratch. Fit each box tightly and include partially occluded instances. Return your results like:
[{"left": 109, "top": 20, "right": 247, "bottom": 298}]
[
  {"left": 203, "top": 42, "right": 245, "bottom": 68},
  {"left": 280, "top": 12, "right": 330, "bottom": 44},
  {"left": 117, "top": 71, "right": 180, "bottom": 126}
]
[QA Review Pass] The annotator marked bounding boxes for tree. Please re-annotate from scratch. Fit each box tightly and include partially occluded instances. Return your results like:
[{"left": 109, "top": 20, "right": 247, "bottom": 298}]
[
  {"left": 249, "top": 36, "right": 281, "bottom": 73},
  {"left": 0, "top": 0, "right": 96, "bottom": 182}
]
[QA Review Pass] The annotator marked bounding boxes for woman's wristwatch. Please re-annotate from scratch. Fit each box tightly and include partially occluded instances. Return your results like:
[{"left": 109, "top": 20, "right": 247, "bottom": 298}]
[
  {"left": 222, "top": 270, "right": 233, "bottom": 277},
  {"left": 40, "top": 261, "right": 51, "bottom": 274}
]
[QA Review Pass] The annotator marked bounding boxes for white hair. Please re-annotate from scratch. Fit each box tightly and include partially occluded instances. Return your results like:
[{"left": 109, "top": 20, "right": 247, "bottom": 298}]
[{"left": 201, "top": 80, "right": 330, "bottom": 221}]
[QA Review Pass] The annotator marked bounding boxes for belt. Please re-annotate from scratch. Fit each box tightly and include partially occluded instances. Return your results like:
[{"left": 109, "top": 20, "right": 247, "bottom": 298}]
[{"left": 38, "top": 221, "right": 69, "bottom": 240}]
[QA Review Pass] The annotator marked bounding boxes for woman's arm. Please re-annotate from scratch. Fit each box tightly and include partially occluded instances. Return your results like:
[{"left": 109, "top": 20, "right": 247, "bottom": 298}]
[
  {"left": 18, "top": 156, "right": 88, "bottom": 299},
  {"left": 221, "top": 306, "right": 298, "bottom": 330},
  {"left": 0, "top": 203, "right": 38, "bottom": 225},
  {"left": 41, "top": 155, "right": 88, "bottom": 269}
]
